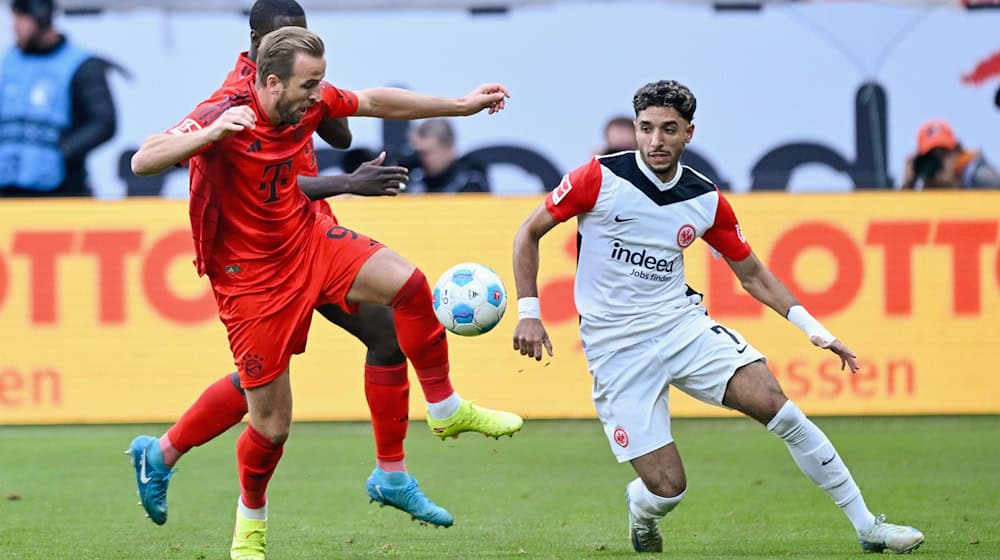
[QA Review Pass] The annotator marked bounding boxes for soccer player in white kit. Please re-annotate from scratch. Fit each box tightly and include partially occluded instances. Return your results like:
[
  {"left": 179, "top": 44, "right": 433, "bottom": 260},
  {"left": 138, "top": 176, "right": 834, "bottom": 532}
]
[{"left": 511, "top": 80, "right": 924, "bottom": 554}]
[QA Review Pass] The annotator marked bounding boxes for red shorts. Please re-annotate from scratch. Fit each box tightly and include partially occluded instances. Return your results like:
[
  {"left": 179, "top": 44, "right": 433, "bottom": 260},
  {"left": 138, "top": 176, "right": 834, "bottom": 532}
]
[
  {"left": 310, "top": 199, "right": 336, "bottom": 221},
  {"left": 213, "top": 214, "right": 382, "bottom": 389}
]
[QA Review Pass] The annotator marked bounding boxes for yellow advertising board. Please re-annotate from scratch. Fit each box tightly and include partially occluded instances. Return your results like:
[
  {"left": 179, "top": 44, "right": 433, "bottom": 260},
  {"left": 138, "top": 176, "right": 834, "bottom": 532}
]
[{"left": 1, "top": 192, "right": 998, "bottom": 424}]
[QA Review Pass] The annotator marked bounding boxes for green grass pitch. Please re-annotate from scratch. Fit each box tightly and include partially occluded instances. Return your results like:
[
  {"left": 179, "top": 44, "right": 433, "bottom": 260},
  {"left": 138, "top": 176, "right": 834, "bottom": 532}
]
[{"left": 1, "top": 416, "right": 997, "bottom": 559}]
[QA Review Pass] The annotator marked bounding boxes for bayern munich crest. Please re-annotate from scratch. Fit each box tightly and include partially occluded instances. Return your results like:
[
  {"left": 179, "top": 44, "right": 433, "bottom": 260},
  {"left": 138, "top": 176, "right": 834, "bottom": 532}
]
[{"left": 242, "top": 353, "right": 264, "bottom": 379}]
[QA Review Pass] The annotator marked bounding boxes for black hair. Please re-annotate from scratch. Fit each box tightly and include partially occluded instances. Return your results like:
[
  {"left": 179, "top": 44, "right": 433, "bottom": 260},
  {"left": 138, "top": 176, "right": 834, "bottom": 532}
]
[
  {"left": 632, "top": 80, "right": 696, "bottom": 122},
  {"left": 12, "top": 0, "right": 54, "bottom": 27},
  {"left": 249, "top": 0, "right": 305, "bottom": 34}
]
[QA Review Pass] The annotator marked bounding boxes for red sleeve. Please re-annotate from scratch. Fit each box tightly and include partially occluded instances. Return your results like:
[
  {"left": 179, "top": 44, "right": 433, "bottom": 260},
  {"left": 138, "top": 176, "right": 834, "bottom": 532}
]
[
  {"left": 163, "top": 89, "right": 234, "bottom": 164},
  {"left": 164, "top": 86, "right": 237, "bottom": 136},
  {"left": 701, "top": 188, "right": 752, "bottom": 260},
  {"left": 320, "top": 82, "right": 359, "bottom": 119},
  {"left": 544, "top": 157, "right": 603, "bottom": 222}
]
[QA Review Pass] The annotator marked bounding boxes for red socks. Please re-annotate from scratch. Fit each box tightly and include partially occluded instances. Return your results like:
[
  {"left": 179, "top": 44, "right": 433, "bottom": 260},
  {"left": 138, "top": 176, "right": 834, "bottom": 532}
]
[
  {"left": 389, "top": 269, "right": 454, "bottom": 403},
  {"left": 364, "top": 363, "right": 409, "bottom": 466},
  {"left": 162, "top": 373, "right": 248, "bottom": 466},
  {"left": 237, "top": 423, "right": 284, "bottom": 509}
]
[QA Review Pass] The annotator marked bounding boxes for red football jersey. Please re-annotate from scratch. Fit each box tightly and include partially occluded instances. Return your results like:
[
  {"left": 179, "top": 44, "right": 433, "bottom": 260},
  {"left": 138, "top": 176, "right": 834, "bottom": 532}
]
[
  {"left": 222, "top": 51, "right": 257, "bottom": 85},
  {"left": 167, "top": 73, "right": 358, "bottom": 285},
  {"left": 221, "top": 52, "right": 333, "bottom": 218}
]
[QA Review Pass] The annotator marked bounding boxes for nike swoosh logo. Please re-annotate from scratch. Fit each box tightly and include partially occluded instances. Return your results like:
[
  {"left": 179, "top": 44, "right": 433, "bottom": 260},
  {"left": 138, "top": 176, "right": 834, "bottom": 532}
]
[
  {"left": 821, "top": 454, "right": 837, "bottom": 466},
  {"left": 139, "top": 451, "right": 152, "bottom": 484},
  {"left": 736, "top": 345, "right": 748, "bottom": 354},
  {"left": 614, "top": 215, "right": 636, "bottom": 223}
]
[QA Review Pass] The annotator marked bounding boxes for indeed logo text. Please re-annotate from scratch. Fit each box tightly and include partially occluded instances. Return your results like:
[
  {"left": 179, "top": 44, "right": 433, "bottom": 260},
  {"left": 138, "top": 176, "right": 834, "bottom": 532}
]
[{"left": 610, "top": 241, "right": 675, "bottom": 272}]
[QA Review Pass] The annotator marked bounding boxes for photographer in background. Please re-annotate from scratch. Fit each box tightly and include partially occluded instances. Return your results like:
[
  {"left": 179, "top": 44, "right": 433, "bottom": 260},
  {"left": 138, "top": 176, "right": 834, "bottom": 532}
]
[
  {"left": 901, "top": 119, "right": 1000, "bottom": 190},
  {"left": 594, "top": 114, "right": 637, "bottom": 156},
  {"left": 0, "top": 0, "right": 116, "bottom": 197},
  {"left": 400, "top": 118, "right": 490, "bottom": 194}
]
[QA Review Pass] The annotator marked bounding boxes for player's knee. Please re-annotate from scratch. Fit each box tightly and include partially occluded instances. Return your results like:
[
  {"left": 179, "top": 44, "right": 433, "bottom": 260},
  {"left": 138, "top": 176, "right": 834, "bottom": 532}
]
[
  {"left": 402, "top": 267, "right": 429, "bottom": 297},
  {"left": 762, "top": 393, "right": 789, "bottom": 424},
  {"left": 358, "top": 308, "right": 406, "bottom": 365},
  {"left": 256, "top": 425, "right": 289, "bottom": 445},
  {"left": 643, "top": 471, "right": 687, "bottom": 499},
  {"left": 649, "top": 479, "right": 686, "bottom": 499},
  {"left": 388, "top": 267, "right": 428, "bottom": 308},
  {"left": 766, "top": 399, "right": 805, "bottom": 441},
  {"left": 365, "top": 338, "right": 405, "bottom": 366},
  {"left": 252, "top": 415, "right": 291, "bottom": 444}
]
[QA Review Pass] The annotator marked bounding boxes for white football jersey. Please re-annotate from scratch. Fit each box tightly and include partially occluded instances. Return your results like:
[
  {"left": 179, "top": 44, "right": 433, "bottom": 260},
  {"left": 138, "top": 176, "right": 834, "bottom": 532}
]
[{"left": 545, "top": 151, "right": 752, "bottom": 357}]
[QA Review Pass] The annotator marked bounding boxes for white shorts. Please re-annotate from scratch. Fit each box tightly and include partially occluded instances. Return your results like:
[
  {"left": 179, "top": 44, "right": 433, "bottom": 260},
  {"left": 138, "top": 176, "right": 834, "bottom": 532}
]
[{"left": 588, "top": 312, "right": 765, "bottom": 463}]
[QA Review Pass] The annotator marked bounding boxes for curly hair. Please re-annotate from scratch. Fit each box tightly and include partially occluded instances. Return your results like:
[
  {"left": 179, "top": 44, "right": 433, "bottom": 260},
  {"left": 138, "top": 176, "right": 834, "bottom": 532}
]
[{"left": 632, "top": 80, "right": 696, "bottom": 122}]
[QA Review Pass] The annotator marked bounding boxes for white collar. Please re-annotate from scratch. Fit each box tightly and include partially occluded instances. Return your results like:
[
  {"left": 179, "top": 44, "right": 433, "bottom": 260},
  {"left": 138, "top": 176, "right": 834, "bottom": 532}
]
[{"left": 635, "top": 151, "right": 682, "bottom": 191}]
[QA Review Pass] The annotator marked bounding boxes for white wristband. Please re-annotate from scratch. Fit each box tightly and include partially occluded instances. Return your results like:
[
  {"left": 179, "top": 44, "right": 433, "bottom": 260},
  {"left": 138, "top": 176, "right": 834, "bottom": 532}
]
[
  {"left": 786, "top": 305, "right": 835, "bottom": 345},
  {"left": 518, "top": 297, "right": 541, "bottom": 320}
]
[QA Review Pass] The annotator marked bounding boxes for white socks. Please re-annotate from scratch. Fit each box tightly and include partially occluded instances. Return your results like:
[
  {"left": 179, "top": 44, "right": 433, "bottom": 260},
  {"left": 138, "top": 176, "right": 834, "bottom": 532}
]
[
  {"left": 426, "top": 392, "right": 461, "bottom": 420},
  {"left": 627, "top": 478, "right": 685, "bottom": 521},
  {"left": 238, "top": 497, "right": 267, "bottom": 521},
  {"left": 767, "top": 400, "right": 876, "bottom": 533}
]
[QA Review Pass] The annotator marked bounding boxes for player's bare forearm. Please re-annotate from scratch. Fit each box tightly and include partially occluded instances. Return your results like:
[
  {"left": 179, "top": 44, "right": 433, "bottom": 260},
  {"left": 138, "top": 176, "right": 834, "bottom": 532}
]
[
  {"left": 512, "top": 227, "right": 555, "bottom": 361},
  {"left": 299, "top": 153, "right": 407, "bottom": 199},
  {"left": 298, "top": 175, "right": 355, "bottom": 199},
  {"left": 355, "top": 88, "right": 464, "bottom": 119},
  {"left": 355, "top": 84, "right": 508, "bottom": 120},
  {"left": 316, "top": 118, "right": 351, "bottom": 149},
  {"left": 513, "top": 230, "right": 541, "bottom": 299},
  {"left": 513, "top": 205, "right": 559, "bottom": 360},
  {"left": 513, "top": 205, "right": 560, "bottom": 299},
  {"left": 726, "top": 252, "right": 799, "bottom": 316},
  {"left": 133, "top": 106, "right": 255, "bottom": 176},
  {"left": 131, "top": 130, "right": 213, "bottom": 176}
]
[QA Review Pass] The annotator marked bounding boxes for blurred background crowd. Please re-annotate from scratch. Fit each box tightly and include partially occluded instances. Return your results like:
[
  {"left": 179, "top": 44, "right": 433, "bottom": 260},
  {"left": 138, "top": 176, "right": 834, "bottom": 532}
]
[{"left": 1, "top": 0, "right": 998, "bottom": 198}]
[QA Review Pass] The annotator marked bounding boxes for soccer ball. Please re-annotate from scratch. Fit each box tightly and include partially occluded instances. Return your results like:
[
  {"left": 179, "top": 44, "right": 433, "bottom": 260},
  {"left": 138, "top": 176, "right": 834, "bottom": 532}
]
[{"left": 432, "top": 262, "right": 507, "bottom": 336}]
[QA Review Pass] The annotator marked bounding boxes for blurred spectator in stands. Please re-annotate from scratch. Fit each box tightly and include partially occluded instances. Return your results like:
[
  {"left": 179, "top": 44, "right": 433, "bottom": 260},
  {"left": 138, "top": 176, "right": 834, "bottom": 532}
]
[
  {"left": 401, "top": 118, "right": 490, "bottom": 194},
  {"left": 901, "top": 119, "right": 1000, "bottom": 190},
  {"left": 0, "top": 0, "right": 116, "bottom": 197},
  {"left": 595, "top": 114, "right": 637, "bottom": 156}
]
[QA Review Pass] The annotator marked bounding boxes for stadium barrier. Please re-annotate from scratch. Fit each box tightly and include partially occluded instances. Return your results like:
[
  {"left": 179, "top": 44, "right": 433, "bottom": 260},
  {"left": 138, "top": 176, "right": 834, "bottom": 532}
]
[{"left": 1, "top": 192, "right": 998, "bottom": 423}]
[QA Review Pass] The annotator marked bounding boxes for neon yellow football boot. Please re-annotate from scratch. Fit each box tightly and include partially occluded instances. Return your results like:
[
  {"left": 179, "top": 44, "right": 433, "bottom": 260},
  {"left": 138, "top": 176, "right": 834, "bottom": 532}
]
[
  {"left": 230, "top": 505, "right": 267, "bottom": 560},
  {"left": 426, "top": 399, "right": 523, "bottom": 440}
]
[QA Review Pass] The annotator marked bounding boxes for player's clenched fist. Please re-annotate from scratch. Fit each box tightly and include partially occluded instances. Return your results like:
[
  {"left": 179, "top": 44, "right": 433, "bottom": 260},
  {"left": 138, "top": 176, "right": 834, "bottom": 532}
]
[{"left": 206, "top": 106, "right": 257, "bottom": 141}]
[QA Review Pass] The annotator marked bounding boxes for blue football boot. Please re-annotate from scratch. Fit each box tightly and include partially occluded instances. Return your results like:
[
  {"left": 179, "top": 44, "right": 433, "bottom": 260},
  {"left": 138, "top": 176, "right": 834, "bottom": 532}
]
[
  {"left": 365, "top": 467, "right": 453, "bottom": 527},
  {"left": 126, "top": 435, "right": 174, "bottom": 525}
]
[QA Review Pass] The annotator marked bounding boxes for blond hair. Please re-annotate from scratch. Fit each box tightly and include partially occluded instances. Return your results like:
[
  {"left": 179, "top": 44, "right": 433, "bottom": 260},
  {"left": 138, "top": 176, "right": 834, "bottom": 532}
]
[{"left": 256, "top": 26, "right": 324, "bottom": 85}]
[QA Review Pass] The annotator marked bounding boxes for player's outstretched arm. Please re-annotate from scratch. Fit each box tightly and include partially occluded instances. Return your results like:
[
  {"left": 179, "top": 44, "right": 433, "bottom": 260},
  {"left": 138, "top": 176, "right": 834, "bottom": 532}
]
[
  {"left": 131, "top": 106, "right": 256, "bottom": 176},
  {"left": 724, "top": 252, "right": 797, "bottom": 316},
  {"left": 725, "top": 252, "right": 859, "bottom": 372},
  {"left": 353, "top": 83, "right": 510, "bottom": 120},
  {"left": 512, "top": 203, "right": 560, "bottom": 361},
  {"left": 298, "top": 152, "right": 408, "bottom": 199}
]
